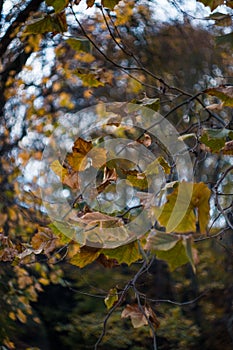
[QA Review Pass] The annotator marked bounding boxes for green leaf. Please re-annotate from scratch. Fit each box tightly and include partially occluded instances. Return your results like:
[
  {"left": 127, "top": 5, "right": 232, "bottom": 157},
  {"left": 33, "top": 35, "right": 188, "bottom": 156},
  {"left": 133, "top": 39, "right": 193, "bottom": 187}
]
[
  {"left": 200, "top": 128, "right": 233, "bottom": 152},
  {"left": 155, "top": 240, "right": 189, "bottom": 271},
  {"left": 216, "top": 32, "right": 233, "bottom": 48},
  {"left": 101, "top": 0, "right": 120, "bottom": 10},
  {"left": 104, "top": 287, "right": 118, "bottom": 309},
  {"left": 49, "top": 221, "right": 75, "bottom": 244},
  {"left": 205, "top": 86, "right": 233, "bottom": 107},
  {"left": 127, "top": 173, "right": 148, "bottom": 190},
  {"left": 75, "top": 69, "right": 105, "bottom": 87},
  {"left": 145, "top": 231, "right": 179, "bottom": 251},
  {"left": 46, "top": 0, "right": 68, "bottom": 12},
  {"left": 66, "top": 38, "right": 91, "bottom": 53},
  {"left": 197, "top": 0, "right": 224, "bottom": 11},
  {"left": 102, "top": 241, "right": 142, "bottom": 265},
  {"left": 24, "top": 12, "right": 67, "bottom": 34}
]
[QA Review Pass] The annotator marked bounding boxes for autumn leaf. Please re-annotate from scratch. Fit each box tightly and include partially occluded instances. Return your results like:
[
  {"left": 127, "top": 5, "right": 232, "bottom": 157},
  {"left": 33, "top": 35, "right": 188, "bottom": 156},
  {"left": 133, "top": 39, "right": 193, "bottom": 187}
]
[
  {"left": 192, "top": 182, "right": 211, "bottom": 234},
  {"left": 101, "top": 0, "right": 120, "bottom": 10},
  {"left": 121, "top": 304, "right": 159, "bottom": 329},
  {"left": 70, "top": 246, "right": 101, "bottom": 268},
  {"left": 222, "top": 140, "right": 233, "bottom": 155},
  {"left": 96, "top": 167, "right": 117, "bottom": 193},
  {"left": 134, "top": 96, "right": 160, "bottom": 112},
  {"left": 155, "top": 240, "right": 189, "bottom": 271},
  {"left": 24, "top": 12, "right": 67, "bottom": 35},
  {"left": 96, "top": 253, "right": 119, "bottom": 267},
  {"left": 66, "top": 37, "right": 91, "bottom": 53},
  {"left": 75, "top": 69, "right": 105, "bottom": 87},
  {"left": 126, "top": 171, "right": 148, "bottom": 190},
  {"left": 102, "top": 241, "right": 142, "bottom": 265},
  {"left": 73, "top": 137, "right": 93, "bottom": 154},
  {"left": 208, "top": 12, "right": 232, "bottom": 26},
  {"left": 86, "top": 0, "right": 95, "bottom": 8},
  {"left": 145, "top": 231, "right": 179, "bottom": 251},
  {"left": 46, "top": 0, "right": 69, "bottom": 12},
  {"left": 66, "top": 137, "right": 93, "bottom": 171},
  {"left": 137, "top": 133, "right": 152, "bottom": 147},
  {"left": 50, "top": 160, "right": 68, "bottom": 181},
  {"left": 121, "top": 304, "right": 149, "bottom": 328},
  {"left": 200, "top": 129, "right": 229, "bottom": 152},
  {"left": 31, "top": 228, "right": 57, "bottom": 255},
  {"left": 89, "top": 147, "right": 107, "bottom": 168},
  {"left": 197, "top": 0, "right": 225, "bottom": 11},
  {"left": 104, "top": 287, "right": 118, "bottom": 309},
  {"left": 152, "top": 182, "right": 210, "bottom": 234},
  {"left": 205, "top": 85, "right": 233, "bottom": 107}
]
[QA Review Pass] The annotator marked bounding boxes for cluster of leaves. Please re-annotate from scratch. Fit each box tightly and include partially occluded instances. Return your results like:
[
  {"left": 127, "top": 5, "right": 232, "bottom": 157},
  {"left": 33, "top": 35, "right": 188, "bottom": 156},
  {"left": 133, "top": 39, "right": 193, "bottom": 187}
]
[{"left": 0, "top": 0, "right": 233, "bottom": 348}]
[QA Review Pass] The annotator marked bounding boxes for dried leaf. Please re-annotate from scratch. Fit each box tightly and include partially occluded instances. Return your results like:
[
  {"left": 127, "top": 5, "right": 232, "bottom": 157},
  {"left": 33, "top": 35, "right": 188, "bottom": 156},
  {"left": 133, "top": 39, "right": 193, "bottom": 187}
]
[
  {"left": 121, "top": 304, "right": 159, "bottom": 329},
  {"left": 121, "top": 304, "right": 149, "bottom": 328}
]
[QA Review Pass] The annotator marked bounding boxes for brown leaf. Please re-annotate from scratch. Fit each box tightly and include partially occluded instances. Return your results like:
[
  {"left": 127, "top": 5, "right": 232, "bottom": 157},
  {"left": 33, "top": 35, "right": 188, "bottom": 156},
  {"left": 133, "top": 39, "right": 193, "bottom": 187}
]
[
  {"left": 222, "top": 140, "right": 233, "bottom": 154},
  {"left": 138, "top": 133, "right": 152, "bottom": 147},
  {"left": 63, "top": 170, "right": 79, "bottom": 189},
  {"left": 72, "top": 137, "right": 93, "bottom": 154},
  {"left": 31, "top": 228, "right": 57, "bottom": 255},
  {"left": 96, "top": 167, "right": 117, "bottom": 193},
  {"left": 86, "top": 0, "right": 95, "bottom": 8},
  {"left": 97, "top": 253, "right": 119, "bottom": 267},
  {"left": 121, "top": 304, "right": 159, "bottom": 329}
]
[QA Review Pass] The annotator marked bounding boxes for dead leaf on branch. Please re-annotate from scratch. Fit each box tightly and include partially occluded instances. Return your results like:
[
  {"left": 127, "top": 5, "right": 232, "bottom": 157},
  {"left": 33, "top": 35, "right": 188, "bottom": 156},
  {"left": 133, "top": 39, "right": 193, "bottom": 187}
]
[
  {"left": 66, "top": 137, "right": 106, "bottom": 171},
  {"left": 96, "top": 166, "right": 117, "bottom": 193},
  {"left": 31, "top": 228, "right": 57, "bottom": 255},
  {"left": 121, "top": 304, "right": 160, "bottom": 329}
]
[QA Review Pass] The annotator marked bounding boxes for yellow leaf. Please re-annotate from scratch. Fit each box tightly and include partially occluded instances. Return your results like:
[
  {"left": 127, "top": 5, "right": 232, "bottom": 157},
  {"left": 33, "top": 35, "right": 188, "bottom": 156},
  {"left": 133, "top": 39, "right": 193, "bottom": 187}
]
[
  {"left": 50, "top": 160, "right": 68, "bottom": 182},
  {"left": 66, "top": 137, "right": 93, "bottom": 171},
  {"left": 192, "top": 183, "right": 211, "bottom": 234},
  {"left": 70, "top": 246, "right": 101, "bottom": 268},
  {"left": 104, "top": 287, "right": 118, "bottom": 309},
  {"left": 153, "top": 182, "right": 210, "bottom": 234},
  {"left": 16, "top": 309, "right": 27, "bottom": 323},
  {"left": 102, "top": 241, "right": 142, "bottom": 265}
]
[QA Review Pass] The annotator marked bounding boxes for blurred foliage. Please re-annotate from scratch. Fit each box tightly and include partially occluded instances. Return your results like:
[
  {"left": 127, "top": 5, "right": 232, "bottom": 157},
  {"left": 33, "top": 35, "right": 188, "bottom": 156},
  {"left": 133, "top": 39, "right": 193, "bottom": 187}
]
[{"left": 0, "top": 0, "right": 233, "bottom": 349}]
